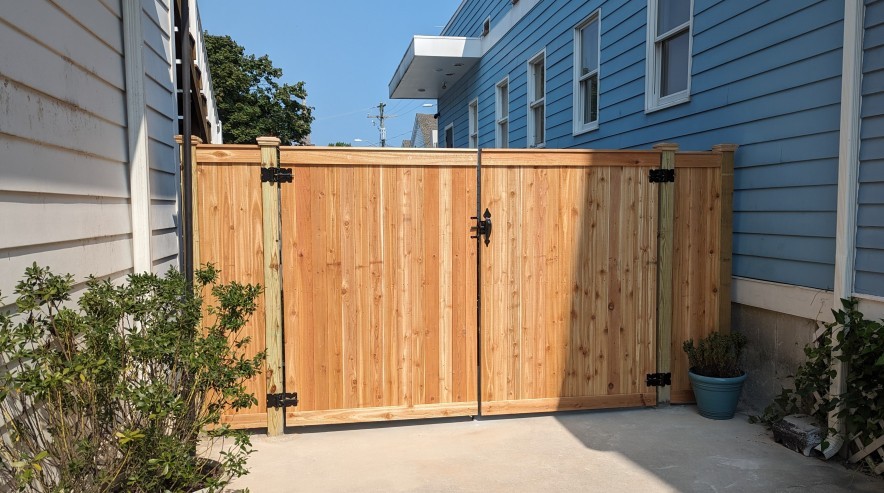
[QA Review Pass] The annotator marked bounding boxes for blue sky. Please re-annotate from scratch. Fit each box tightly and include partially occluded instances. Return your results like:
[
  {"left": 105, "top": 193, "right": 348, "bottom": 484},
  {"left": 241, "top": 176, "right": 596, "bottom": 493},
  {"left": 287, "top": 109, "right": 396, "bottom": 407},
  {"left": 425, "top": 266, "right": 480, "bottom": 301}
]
[{"left": 200, "top": 0, "right": 462, "bottom": 147}]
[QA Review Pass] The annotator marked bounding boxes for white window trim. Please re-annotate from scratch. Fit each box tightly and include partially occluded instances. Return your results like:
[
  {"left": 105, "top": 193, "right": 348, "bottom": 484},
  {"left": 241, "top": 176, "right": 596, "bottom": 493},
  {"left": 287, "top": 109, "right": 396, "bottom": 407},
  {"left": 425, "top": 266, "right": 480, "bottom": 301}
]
[
  {"left": 495, "top": 76, "right": 509, "bottom": 148},
  {"left": 468, "top": 98, "right": 479, "bottom": 148},
  {"left": 444, "top": 122, "right": 454, "bottom": 148},
  {"left": 644, "top": 0, "right": 693, "bottom": 113},
  {"left": 527, "top": 48, "right": 546, "bottom": 148},
  {"left": 573, "top": 10, "right": 601, "bottom": 136}
]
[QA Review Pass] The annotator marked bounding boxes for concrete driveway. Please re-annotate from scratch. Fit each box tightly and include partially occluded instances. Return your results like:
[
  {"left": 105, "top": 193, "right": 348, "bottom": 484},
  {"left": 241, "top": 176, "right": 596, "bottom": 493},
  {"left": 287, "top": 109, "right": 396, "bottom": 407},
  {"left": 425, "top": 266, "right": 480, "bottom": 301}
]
[{"left": 229, "top": 406, "right": 882, "bottom": 492}]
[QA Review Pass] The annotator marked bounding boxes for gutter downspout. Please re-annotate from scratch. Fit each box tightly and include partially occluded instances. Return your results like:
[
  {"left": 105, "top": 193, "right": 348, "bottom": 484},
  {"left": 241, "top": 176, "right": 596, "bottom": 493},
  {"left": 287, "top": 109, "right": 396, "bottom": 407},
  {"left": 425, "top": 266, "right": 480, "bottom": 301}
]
[
  {"left": 181, "top": 0, "right": 194, "bottom": 285},
  {"left": 822, "top": 0, "right": 865, "bottom": 459}
]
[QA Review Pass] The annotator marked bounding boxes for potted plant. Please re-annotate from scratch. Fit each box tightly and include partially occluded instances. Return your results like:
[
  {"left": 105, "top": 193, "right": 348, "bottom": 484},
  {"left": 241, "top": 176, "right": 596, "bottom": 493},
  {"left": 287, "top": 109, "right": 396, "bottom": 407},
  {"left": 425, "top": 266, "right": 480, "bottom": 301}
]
[{"left": 683, "top": 331, "right": 748, "bottom": 420}]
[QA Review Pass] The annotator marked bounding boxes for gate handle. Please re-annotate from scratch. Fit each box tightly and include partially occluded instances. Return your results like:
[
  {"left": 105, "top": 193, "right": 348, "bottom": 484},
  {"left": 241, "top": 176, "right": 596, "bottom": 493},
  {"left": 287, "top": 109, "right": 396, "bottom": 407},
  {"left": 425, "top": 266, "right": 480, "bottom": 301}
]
[{"left": 471, "top": 208, "right": 492, "bottom": 246}]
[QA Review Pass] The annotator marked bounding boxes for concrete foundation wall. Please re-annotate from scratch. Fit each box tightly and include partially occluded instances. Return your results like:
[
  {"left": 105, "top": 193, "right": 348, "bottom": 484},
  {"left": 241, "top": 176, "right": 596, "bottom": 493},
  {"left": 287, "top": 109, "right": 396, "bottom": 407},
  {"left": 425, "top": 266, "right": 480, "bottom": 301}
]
[{"left": 731, "top": 302, "right": 819, "bottom": 413}]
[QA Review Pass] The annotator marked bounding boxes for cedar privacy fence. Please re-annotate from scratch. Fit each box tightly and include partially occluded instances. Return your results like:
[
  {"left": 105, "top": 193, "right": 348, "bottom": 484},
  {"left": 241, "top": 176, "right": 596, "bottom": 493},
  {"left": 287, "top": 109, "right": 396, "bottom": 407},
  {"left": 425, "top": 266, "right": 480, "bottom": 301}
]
[{"left": 182, "top": 139, "right": 736, "bottom": 435}]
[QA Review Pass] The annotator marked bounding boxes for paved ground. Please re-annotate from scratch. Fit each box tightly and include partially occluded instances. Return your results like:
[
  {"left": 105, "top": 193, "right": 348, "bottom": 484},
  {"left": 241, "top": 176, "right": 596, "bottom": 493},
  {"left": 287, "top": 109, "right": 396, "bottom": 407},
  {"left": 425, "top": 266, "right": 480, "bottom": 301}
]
[{"left": 228, "top": 406, "right": 883, "bottom": 492}]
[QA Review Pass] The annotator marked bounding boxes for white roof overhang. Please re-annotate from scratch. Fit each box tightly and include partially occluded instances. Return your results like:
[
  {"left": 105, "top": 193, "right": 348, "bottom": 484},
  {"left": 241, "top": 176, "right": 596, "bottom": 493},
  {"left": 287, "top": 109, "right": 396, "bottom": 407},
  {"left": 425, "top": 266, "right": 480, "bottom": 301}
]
[{"left": 389, "top": 35, "right": 482, "bottom": 99}]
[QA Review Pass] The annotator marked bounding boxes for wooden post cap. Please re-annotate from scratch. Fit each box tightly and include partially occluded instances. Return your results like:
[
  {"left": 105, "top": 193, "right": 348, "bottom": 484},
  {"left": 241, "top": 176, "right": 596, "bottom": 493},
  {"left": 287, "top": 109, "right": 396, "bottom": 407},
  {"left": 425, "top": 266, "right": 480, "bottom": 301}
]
[
  {"left": 653, "top": 142, "right": 679, "bottom": 151},
  {"left": 256, "top": 136, "right": 281, "bottom": 146},
  {"left": 712, "top": 144, "right": 739, "bottom": 152},
  {"left": 174, "top": 135, "right": 203, "bottom": 145}
]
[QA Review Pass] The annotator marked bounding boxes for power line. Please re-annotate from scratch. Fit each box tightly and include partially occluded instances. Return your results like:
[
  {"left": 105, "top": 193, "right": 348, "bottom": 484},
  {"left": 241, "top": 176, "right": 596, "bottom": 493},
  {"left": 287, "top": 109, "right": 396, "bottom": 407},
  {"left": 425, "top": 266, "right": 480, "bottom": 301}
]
[{"left": 367, "top": 102, "right": 398, "bottom": 147}]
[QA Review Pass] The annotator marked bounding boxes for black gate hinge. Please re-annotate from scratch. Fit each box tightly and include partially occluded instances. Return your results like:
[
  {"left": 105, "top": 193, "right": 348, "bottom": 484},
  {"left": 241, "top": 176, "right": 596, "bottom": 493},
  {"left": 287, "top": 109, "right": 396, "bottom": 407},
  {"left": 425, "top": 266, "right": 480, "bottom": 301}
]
[
  {"left": 471, "top": 208, "right": 492, "bottom": 246},
  {"left": 646, "top": 373, "right": 672, "bottom": 387},
  {"left": 649, "top": 168, "right": 675, "bottom": 183},
  {"left": 267, "top": 392, "right": 299, "bottom": 409},
  {"left": 261, "top": 167, "right": 293, "bottom": 184}
]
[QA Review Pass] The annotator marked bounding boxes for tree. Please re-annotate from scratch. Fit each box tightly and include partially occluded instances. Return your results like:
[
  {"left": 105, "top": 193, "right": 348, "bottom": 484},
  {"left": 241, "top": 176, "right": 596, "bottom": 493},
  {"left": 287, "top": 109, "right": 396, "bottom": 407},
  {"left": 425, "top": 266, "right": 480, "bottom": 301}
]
[
  {"left": 328, "top": 142, "right": 352, "bottom": 147},
  {"left": 205, "top": 33, "right": 313, "bottom": 145}
]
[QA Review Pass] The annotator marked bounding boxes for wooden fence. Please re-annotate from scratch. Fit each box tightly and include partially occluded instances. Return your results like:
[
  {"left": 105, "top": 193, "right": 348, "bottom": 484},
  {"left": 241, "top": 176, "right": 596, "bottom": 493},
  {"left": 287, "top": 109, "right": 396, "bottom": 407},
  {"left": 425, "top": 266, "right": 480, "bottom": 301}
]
[{"left": 188, "top": 141, "right": 735, "bottom": 433}]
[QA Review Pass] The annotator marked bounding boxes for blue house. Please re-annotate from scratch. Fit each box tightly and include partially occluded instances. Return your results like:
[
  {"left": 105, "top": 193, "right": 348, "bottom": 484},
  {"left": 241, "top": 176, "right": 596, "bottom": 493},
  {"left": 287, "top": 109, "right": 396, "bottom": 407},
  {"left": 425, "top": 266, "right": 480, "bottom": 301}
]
[{"left": 390, "top": 0, "right": 884, "bottom": 410}]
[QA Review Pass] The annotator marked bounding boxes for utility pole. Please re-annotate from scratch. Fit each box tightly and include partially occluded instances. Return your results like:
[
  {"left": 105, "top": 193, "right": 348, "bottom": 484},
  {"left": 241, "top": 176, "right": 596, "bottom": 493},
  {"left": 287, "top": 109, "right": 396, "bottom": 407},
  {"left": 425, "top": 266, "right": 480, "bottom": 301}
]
[{"left": 367, "top": 102, "right": 396, "bottom": 147}]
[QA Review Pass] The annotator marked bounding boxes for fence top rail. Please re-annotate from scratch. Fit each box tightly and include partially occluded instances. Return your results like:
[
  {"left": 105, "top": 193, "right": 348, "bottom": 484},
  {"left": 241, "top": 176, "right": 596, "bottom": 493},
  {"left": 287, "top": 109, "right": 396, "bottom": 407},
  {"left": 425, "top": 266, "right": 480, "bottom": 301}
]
[
  {"left": 480, "top": 149, "right": 662, "bottom": 168},
  {"left": 674, "top": 151, "right": 723, "bottom": 168},
  {"left": 279, "top": 147, "right": 478, "bottom": 167},
  {"left": 196, "top": 145, "right": 262, "bottom": 164}
]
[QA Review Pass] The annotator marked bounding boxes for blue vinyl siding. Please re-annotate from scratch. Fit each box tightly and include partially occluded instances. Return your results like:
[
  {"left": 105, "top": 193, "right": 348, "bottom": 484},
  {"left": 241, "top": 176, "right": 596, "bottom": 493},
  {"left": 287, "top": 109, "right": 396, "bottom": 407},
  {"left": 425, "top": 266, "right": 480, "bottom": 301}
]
[
  {"left": 855, "top": 0, "right": 884, "bottom": 297},
  {"left": 438, "top": 0, "right": 843, "bottom": 290}
]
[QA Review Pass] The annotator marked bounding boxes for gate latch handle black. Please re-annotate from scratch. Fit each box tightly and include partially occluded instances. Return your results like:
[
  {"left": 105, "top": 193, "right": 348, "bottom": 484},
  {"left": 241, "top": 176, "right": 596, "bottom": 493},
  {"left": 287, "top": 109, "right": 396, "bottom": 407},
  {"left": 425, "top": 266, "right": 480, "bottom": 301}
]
[{"left": 471, "top": 208, "right": 492, "bottom": 246}]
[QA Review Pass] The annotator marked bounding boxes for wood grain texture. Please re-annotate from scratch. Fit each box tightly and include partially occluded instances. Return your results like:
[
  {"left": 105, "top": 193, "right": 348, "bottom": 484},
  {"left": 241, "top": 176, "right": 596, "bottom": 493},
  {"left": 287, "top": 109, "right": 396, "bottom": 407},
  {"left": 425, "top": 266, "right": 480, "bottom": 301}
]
[
  {"left": 481, "top": 149, "right": 661, "bottom": 168},
  {"left": 481, "top": 394, "right": 656, "bottom": 415},
  {"left": 279, "top": 147, "right": 477, "bottom": 167},
  {"left": 285, "top": 402, "right": 478, "bottom": 426},
  {"left": 670, "top": 150, "right": 726, "bottom": 402},
  {"left": 195, "top": 155, "right": 267, "bottom": 428},
  {"left": 196, "top": 145, "right": 262, "bottom": 163},
  {"left": 480, "top": 159, "right": 659, "bottom": 412},
  {"left": 258, "top": 137, "right": 284, "bottom": 436},
  {"left": 280, "top": 148, "right": 478, "bottom": 423}
]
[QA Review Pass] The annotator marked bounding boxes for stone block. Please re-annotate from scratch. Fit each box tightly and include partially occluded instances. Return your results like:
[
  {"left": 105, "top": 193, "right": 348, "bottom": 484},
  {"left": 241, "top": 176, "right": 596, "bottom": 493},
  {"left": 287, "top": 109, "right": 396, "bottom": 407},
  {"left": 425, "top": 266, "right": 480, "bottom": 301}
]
[{"left": 772, "top": 414, "right": 824, "bottom": 457}]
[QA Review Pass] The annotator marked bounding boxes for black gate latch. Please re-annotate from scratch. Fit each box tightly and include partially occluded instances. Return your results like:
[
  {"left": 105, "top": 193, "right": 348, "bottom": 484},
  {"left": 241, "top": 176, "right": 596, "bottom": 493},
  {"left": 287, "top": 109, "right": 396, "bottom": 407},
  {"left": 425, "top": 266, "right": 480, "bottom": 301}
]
[
  {"left": 261, "top": 167, "right": 293, "bottom": 184},
  {"left": 646, "top": 373, "right": 672, "bottom": 387},
  {"left": 267, "top": 392, "right": 299, "bottom": 409},
  {"left": 471, "top": 208, "right": 492, "bottom": 246}
]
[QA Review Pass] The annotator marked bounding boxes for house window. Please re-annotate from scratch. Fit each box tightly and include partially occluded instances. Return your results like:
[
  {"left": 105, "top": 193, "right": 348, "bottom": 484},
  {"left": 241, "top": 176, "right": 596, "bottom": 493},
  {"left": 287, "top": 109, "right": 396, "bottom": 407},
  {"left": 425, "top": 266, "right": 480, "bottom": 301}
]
[
  {"left": 468, "top": 99, "right": 479, "bottom": 148},
  {"left": 573, "top": 12, "right": 600, "bottom": 134},
  {"left": 496, "top": 77, "right": 509, "bottom": 148},
  {"left": 527, "top": 49, "right": 546, "bottom": 148},
  {"left": 445, "top": 123, "right": 454, "bottom": 148},
  {"left": 645, "top": 0, "right": 692, "bottom": 111}
]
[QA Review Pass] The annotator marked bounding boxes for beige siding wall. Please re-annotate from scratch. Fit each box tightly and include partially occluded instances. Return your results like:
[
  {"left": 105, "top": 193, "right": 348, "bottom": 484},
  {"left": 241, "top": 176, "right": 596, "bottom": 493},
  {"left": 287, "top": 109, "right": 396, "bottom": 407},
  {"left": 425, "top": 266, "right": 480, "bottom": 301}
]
[{"left": 0, "top": 0, "right": 133, "bottom": 298}]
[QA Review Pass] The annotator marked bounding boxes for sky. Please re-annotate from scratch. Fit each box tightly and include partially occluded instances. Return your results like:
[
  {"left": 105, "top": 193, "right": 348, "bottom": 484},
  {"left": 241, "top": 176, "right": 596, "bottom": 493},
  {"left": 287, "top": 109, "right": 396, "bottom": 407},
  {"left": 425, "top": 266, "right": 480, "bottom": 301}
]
[{"left": 199, "top": 0, "right": 463, "bottom": 147}]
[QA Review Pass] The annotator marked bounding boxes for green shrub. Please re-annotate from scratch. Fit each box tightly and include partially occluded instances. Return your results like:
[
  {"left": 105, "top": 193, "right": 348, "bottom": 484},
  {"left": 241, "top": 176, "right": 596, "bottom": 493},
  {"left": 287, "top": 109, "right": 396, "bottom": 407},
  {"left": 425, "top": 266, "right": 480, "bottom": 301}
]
[
  {"left": 682, "top": 331, "right": 748, "bottom": 378},
  {"left": 752, "top": 298, "right": 884, "bottom": 464},
  {"left": 0, "top": 263, "right": 264, "bottom": 492}
]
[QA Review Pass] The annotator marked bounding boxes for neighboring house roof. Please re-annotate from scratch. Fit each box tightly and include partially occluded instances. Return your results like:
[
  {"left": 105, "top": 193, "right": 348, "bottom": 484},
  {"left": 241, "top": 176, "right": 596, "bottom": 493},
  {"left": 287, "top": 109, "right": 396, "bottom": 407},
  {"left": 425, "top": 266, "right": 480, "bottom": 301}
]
[
  {"left": 410, "top": 113, "right": 438, "bottom": 148},
  {"left": 402, "top": 140, "right": 413, "bottom": 148}
]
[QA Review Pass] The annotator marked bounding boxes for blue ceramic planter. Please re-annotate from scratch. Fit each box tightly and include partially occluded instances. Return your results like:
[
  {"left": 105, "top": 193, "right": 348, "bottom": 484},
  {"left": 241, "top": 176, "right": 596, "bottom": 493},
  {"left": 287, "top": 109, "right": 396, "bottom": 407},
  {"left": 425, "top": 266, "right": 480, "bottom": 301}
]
[{"left": 688, "top": 370, "right": 748, "bottom": 420}]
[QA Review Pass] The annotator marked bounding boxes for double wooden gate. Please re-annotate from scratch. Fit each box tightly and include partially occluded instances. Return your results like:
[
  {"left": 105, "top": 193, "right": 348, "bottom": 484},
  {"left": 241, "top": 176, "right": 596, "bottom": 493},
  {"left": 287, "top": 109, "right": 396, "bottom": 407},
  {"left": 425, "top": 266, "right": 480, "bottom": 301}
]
[{"left": 191, "top": 143, "right": 735, "bottom": 431}]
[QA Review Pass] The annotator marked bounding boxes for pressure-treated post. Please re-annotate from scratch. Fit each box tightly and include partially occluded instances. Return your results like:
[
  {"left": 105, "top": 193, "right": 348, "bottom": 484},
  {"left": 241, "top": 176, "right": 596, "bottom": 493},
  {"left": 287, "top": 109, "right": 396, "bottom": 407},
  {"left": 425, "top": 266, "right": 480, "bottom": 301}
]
[
  {"left": 653, "top": 142, "right": 678, "bottom": 405},
  {"left": 175, "top": 135, "right": 203, "bottom": 276},
  {"left": 713, "top": 144, "right": 738, "bottom": 335},
  {"left": 257, "top": 136, "right": 284, "bottom": 436}
]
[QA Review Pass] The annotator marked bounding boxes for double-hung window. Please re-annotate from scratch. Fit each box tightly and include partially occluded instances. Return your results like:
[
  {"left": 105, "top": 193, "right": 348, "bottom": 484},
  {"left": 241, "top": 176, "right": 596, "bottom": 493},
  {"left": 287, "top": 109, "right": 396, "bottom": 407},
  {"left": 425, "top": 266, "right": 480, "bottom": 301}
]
[
  {"left": 495, "top": 77, "right": 509, "bottom": 148},
  {"left": 646, "top": 0, "right": 692, "bottom": 111},
  {"left": 468, "top": 99, "right": 479, "bottom": 148},
  {"left": 527, "top": 50, "right": 546, "bottom": 148},
  {"left": 574, "top": 12, "right": 600, "bottom": 134}
]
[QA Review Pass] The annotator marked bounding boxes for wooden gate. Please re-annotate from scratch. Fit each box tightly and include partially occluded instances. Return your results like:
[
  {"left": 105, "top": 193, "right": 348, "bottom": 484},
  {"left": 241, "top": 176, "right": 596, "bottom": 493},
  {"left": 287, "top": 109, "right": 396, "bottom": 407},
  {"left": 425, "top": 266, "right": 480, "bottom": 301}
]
[
  {"left": 478, "top": 150, "right": 660, "bottom": 415},
  {"left": 278, "top": 148, "right": 479, "bottom": 426},
  {"left": 189, "top": 141, "right": 734, "bottom": 430}
]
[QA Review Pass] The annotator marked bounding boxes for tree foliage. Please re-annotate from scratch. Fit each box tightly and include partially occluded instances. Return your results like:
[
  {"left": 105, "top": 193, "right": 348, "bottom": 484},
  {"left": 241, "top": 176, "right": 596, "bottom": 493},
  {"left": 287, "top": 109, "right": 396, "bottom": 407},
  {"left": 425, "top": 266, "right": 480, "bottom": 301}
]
[
  {"left": 328, "top": 142, "right": 352, "bottom": 147},
  {"left": 205, "top": 33, "right": 313, "bottom": 145}
]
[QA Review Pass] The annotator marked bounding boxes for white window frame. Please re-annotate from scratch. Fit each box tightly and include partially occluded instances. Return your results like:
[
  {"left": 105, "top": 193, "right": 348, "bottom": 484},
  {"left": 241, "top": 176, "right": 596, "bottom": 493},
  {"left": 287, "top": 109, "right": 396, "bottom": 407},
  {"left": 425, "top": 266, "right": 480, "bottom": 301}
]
[
  {"left": 573, "top": 10, "right": 601, "bottom": 135},
  {"left": 527, "top": 48, "right": 546, "bottom": 148},
  {"left": 444, "top": 122, "right": 454, "bottom": 148},
  {"left": 468, "top": 98, "right": 479, "bottom": 148},
  {"left": 495, "top": 76, "right": 509, "bottom": 148},
  {"left": 645, "top": 0, "right": 693, "bottom": 112}
]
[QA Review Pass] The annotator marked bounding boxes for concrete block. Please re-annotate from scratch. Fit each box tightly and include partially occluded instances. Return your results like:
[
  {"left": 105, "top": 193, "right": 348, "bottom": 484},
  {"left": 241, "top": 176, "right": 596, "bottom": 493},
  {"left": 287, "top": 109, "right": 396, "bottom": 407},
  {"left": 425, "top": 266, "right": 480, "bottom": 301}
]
[{"left": 772, "top": 414, "right": 824, "bottom": 457}]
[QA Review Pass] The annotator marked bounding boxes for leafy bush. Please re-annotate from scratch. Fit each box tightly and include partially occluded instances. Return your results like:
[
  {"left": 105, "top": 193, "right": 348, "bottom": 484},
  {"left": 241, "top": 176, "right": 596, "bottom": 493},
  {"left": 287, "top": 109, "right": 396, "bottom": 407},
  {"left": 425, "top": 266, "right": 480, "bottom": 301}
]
[
  {"left": 752, "top": 298, "right": 884, "bottom": 466},
  {"left": 682, "top": 331, "right": 748, "bottom": 378},
  {"left": 0, "top": 264, "right": 264, "bottom": 492}
]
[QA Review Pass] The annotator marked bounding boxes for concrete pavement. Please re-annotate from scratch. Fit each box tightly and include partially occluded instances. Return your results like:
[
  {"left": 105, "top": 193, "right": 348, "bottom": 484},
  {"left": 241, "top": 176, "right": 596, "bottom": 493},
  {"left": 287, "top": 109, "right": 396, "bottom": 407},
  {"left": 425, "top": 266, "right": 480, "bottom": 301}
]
[{"left": 228, "top": 405, "right": 883, "bottom": 492}]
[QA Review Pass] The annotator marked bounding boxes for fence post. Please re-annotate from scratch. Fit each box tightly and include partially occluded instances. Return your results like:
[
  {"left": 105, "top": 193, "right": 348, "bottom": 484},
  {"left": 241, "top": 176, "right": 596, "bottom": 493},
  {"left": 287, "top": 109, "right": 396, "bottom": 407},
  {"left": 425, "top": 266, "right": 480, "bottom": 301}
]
[
  {"left": 653, "top": 142, "right": 678, "bottom": 406},
  {"left": 257, "top": 136, "right": 284, "bottom": 436},
  {"left": 712, "top": 144, "right": 738, "bottom": 335},
  {"left": 175, "top": 135, "right": 203, "bottom": 276}
]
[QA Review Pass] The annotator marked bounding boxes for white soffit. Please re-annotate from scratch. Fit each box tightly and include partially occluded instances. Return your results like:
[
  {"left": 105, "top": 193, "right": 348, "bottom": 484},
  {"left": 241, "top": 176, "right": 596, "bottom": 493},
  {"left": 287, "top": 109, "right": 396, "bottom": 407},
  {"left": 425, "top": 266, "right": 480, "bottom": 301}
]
[{"left": 389, "top": 36, "right": 481, "bottom": 99}]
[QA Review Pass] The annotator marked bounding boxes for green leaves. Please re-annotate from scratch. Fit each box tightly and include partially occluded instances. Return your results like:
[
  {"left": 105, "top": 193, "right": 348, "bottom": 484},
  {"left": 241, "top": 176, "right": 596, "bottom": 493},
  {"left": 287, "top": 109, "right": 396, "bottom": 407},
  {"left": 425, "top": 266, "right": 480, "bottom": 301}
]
[
  {"left": 682, "top": 331, "right": 748, "bottom": 378},
  {"left": 0, "top": 264, "right": 263, "bottom": 492},
  {"left": 204, "top": 33, "right": 314, "bottom": 145},
  {"left": 753, "top": 298, "right": 884, "bottom": 466}
]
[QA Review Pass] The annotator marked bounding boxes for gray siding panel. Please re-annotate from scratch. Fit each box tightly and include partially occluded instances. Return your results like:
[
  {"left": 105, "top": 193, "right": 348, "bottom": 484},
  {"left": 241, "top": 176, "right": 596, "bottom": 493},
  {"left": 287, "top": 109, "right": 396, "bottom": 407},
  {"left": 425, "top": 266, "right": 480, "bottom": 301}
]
[
  {"left": 856, "top": 0, "right": 884, "bottom": 297},
  {"left": 438, "top": 0, "right": 843, "bottom": 289}
]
